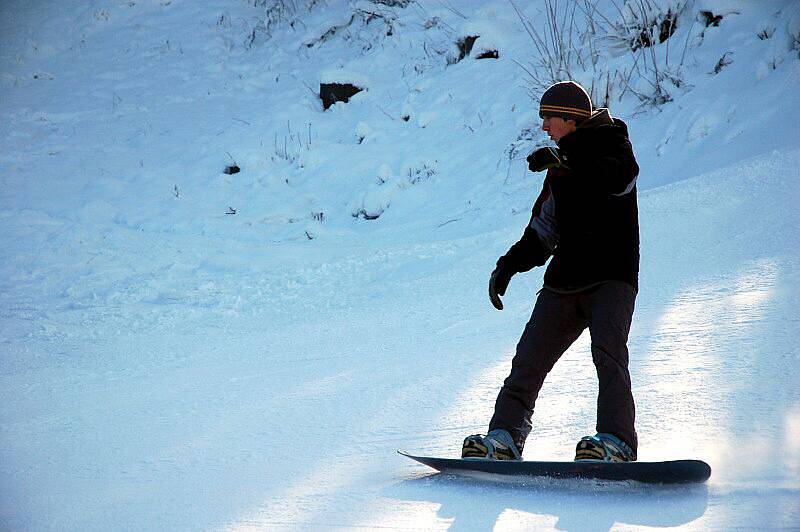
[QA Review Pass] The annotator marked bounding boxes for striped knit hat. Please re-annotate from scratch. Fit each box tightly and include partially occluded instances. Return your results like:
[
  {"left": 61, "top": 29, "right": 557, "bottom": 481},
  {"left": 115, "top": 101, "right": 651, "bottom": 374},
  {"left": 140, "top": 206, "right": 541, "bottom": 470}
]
[{"left": 539, "top": 81, "right": 592, "bottom": 122}]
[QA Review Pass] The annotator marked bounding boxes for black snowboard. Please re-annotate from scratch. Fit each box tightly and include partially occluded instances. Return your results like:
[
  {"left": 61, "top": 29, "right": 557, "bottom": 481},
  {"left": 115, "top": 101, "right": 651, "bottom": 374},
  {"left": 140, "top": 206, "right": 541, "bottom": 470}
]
[{"left": 400, "top": 451, "right": 711, "bottom": 484}]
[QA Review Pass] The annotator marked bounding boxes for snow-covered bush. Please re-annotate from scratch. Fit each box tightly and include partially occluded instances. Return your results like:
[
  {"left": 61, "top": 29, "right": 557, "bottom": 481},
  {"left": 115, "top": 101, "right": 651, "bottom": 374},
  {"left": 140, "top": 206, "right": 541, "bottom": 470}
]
[
  {"left": 613, "top": 0, "right": 692, "bottom": 105},
  {"left": 612, "top": 0, "right": 683, "bottom": 51},
  {"left": 789, "top": 14, "right": 800, "bottom": 59},
  {"left": 246, "top": 0, "right": 322, "bottom": 45},
  {"left": 368, "top": 0, "right": 413, "bottom": 6},
  {"left": 303, "top": 3, "right": 406, "bottom": 53},
  {"left": 451, "top": 19, "right": 508, "bottom": 63},
  {"left": 512, "top": 0, "right": 693, "bottom": 108},
  {"left": 250, "top": 0, "right": 411, "bottom": 50}
]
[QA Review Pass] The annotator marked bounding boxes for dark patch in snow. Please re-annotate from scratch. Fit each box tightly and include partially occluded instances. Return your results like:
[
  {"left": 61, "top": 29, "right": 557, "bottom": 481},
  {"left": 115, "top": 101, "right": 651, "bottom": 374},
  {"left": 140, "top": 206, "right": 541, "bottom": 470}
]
[
  {"left": 700, "top": 11, "right": 724, "bottom": 28},
  {"left": 353, "top": 208, "right": 382, "bottom": 220},
  {"left": 453, "top": 35, "right": 497, "bottom": 61},
  {"left": 476, "top": 49, "right": 499, "bottom": 60},
  {"left": 320, "top": 83, "right": 364, "bottom": 110},
  {"left": 455, "top": 35, "right": 478, "bottom": 63}
]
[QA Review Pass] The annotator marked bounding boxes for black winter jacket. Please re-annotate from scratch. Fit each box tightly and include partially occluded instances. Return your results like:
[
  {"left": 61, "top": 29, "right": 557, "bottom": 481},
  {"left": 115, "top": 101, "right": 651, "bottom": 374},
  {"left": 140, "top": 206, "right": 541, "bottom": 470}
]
[{"left": 498, "top": 109, "right": 640, "bottom": 292}]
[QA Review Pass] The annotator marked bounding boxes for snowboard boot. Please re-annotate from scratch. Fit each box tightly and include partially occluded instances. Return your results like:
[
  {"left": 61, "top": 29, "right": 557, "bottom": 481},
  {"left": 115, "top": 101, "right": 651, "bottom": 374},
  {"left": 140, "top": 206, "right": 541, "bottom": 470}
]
[
  {"left": 575, "top": 433, "right": 636, "bottom": 462},
  {"left": 462, "top": 429, "right": 522, "bottom": 460}
]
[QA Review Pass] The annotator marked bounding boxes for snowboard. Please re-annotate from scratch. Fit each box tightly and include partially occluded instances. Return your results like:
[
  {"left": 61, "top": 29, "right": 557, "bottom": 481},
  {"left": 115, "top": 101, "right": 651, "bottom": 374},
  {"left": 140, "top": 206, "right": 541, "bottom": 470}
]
[{"left": 400, "top": 451, "right": 711, "bottom": 484}]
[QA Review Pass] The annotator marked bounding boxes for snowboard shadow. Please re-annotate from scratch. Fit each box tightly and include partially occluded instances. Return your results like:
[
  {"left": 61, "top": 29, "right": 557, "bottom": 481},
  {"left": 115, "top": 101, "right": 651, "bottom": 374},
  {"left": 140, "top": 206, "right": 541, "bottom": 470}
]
[{"left": 387, "top": 472, "right": 709, "bottom": 531}]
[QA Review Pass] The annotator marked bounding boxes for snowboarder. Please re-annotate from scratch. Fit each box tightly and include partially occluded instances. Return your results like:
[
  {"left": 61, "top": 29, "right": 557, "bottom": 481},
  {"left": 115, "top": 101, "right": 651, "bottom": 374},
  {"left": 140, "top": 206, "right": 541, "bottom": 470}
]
[{"left": 463, "top": 81, "right": 641, "bottom": 462}]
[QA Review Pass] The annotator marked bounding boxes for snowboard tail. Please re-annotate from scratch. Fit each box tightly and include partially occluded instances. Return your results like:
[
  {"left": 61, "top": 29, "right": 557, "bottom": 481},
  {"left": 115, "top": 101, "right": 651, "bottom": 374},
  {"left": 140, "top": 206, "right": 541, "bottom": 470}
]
[{"left": 400, "top": 451, "right": 711, "bottom": 484}]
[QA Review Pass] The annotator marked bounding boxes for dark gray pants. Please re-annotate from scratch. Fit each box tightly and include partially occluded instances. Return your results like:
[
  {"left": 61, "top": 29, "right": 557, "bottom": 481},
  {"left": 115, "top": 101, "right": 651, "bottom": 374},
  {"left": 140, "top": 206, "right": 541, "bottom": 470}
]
[{"left": 488, "top": 281, "right": 638, "bottom": 453}]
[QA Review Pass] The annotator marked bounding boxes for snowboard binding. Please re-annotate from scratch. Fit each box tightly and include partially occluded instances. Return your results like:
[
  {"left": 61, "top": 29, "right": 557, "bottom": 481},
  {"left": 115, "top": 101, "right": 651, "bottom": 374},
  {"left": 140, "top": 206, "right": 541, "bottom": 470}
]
[
  {"left": 575, "top": 433, "right": 636, "bottom": 462},
  {"left": 462, "top": 429, "right": 522, "bottom": 461}
]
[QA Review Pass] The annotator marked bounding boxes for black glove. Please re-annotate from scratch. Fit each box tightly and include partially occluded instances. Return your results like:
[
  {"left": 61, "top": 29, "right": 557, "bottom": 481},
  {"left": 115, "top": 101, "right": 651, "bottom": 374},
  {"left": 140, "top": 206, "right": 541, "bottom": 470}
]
[
  {"left": 527, "top": 147, "right": 565, "bottom": 172},
  {"left": 489, "top": 264, "right": 514, "bottom": 311}
]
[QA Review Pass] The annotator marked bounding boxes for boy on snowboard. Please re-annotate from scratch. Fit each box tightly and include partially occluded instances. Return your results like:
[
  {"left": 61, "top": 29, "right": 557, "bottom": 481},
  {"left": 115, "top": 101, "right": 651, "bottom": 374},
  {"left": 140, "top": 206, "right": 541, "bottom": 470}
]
[{"left": 464, "top": 81, "right": 640, "bottom": 463}]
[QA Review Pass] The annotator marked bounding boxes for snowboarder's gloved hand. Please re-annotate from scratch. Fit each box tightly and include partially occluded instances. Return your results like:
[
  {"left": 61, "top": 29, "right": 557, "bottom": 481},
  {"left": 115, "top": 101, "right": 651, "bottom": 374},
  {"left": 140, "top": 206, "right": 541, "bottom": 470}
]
[
  {"left": 489, "top": 264, "right": 514, "bottom": 311},
  {"left": 527, "top": 147, "right": 565, "bottom": 172}
]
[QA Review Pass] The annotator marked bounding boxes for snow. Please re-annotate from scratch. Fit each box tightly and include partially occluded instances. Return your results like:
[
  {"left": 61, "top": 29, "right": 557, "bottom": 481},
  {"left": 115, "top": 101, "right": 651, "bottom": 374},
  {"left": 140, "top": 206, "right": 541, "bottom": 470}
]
[
  {"left": 319, "top": 69, "right": 371, "bottom": 88},
  {"left": 1, "top": 0, "right": 799, "bottom": 529}
]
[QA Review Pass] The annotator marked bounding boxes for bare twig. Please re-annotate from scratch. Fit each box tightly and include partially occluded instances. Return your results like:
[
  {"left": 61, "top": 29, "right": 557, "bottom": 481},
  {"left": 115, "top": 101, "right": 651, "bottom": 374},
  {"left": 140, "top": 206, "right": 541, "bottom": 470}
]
[
  {"left": 377, "top": 105, "right": 395, "bottom": 120},
  {"left": 437, "top": 0, "right": 467, "bottom": 19}
]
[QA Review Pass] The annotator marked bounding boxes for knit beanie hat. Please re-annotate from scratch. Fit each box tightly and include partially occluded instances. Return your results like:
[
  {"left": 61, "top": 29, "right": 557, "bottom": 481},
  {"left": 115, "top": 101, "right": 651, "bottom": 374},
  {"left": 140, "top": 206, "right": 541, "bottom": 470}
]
[{"left": 539, "top": 81, "right": 592, "bottom": 122}]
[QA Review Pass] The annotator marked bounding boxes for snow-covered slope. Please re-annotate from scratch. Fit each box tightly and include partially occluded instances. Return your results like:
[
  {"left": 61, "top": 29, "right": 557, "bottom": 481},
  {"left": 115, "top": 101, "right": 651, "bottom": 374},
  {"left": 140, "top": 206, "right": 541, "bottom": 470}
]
[{"left": 1, "top": 0, "right": 799, "bottom": 529}]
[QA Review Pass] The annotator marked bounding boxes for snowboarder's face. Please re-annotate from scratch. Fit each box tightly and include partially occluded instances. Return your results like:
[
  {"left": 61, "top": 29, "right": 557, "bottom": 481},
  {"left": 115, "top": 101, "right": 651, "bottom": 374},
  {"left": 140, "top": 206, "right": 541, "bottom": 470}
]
[{"left": 542, "top": 116, "right": 576, "bottom": 142}]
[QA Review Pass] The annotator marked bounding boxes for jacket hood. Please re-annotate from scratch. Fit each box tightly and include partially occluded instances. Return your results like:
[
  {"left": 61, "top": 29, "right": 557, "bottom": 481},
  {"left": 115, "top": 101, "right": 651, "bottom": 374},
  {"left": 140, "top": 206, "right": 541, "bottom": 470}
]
[
  {"left": 573, "top": 107, "right": 631, "bottom": 139},
  {"left": 578, "top": 108, "right": 614, "bottom": 129}
]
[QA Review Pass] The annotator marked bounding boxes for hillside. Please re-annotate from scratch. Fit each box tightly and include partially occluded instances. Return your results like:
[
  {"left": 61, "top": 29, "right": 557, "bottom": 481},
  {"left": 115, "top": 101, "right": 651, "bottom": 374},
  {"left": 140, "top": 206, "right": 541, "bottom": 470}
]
[{"left": 1, "top": 0, "right": 799, "bottom": 529}]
